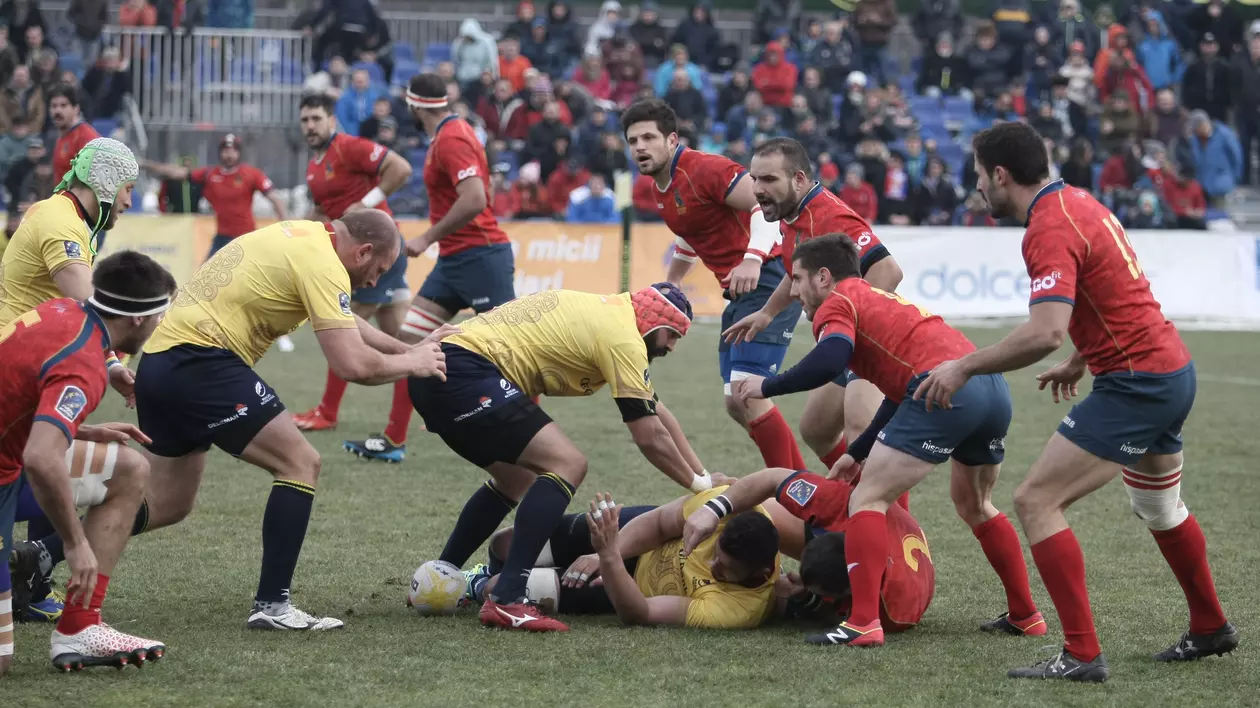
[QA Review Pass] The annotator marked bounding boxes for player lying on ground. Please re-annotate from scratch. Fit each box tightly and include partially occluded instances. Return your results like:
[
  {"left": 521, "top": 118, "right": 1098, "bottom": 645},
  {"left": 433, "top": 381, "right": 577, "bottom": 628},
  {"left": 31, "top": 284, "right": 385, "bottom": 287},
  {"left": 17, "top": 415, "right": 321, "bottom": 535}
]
[
  {"left": 291, "top": 92, "right": 417, "bottom": 462},
  {"left": 409, "top": 285, "right": 713, "bottom": 632},
  {"left": 622, "top": 99, "right": 808, "bottom": 473},
  {"left": 732, "top": 137, "right": 903, "bottom": 474},
  {"left": 681, "top": 466, "right": 935, "bottom": 642},
  {"left": 0, "top": 252, "right": 175, "bottom": 675},
  {"left": 733, "top": 234, "right": 1044, "bottom": 648},
  {"left": 916, "top": 122, "right": 1237, "bottom": 683},
  {"left": 1, "top": 137, "right": 141, "bottom": 622}
]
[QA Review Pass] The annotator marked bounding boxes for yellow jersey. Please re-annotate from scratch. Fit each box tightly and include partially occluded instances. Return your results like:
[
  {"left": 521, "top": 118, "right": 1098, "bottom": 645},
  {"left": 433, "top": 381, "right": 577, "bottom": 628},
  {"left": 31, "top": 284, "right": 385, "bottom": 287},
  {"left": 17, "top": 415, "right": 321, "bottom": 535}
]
[
  {"left": 144, "top": 220, "right": 357, "bottom": 365},
  {"left": 634, "top": 487, "right": 780, "bottom": 629},
  {"left": 0, "top": 193, "right": 94, "bottom": 326},
  {"left": 446, "top": 290, "right": 655, "bottom": 400}
]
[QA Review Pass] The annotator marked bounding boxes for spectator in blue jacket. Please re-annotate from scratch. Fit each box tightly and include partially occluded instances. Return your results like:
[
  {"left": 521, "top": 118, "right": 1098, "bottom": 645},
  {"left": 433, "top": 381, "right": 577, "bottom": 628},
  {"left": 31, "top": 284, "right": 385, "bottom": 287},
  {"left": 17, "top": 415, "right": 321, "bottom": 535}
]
[
  {"left": 1136, "top": 11, "right": 1184, "bottom": 91},
  {"left": 653, "top": 44, "right": 704, "bottom": 97},
  {"left": 724, "top": 90, "right": 764, "bottom": 144},
  {"left": 1186, "top": 109, "right": 1243, "bottom": 202},
  {"left": 335, "top": 69, "right": 386, "bottom": 137},
  {"left": 567, "top": 172, "right": 619, "bottom": 223}
]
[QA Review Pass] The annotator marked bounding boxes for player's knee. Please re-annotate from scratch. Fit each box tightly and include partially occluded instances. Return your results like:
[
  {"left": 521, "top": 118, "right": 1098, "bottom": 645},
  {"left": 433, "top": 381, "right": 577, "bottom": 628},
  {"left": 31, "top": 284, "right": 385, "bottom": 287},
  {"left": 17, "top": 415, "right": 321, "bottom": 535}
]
[
  {"left": 488, "top": 528, "right": 513, "bottom": 563},
  {"left": 108, "top": 446, "right": 151, "bottom": 499},
  {"left": 949, "top": 475, "right": 993, "bottom": 527},
  {"left": 1123, "top": 466, "right": 1189, "bottom": 531},
  {"left": 723, "top": 395, "right": 745, "bottom": 423},
  {"left": 277, "top": 448, "right": 322, "bottom": 487},
  {"left": 799, "top": 416, "right": 837, "bottom": 454},
  {"left": 556, "top": 455, "right": 588, "bottom": 487}
]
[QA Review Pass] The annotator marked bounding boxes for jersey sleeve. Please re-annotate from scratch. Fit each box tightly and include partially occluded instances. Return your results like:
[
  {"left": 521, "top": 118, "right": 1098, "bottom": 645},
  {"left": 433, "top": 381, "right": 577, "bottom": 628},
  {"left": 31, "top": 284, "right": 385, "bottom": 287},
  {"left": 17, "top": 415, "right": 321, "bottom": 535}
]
[
  {"left": 685, "top": 585, "right": 771, "bottom": 629},
  {"left": 38, "top": 215, "right": 92, "bottom": 278},
  {"left": 252, "top": 166, "right": 274, "bottom": 193},
  {"left": 597, "top": 318, "right": 655, "bottom": 401},
  {"left": 1022, "top": 224, "right": 1082, "bottom": 308},
  {"left": 295, "top": 264, "right": 357, "bottom": 331},
  {"left": 34, "top": 357, "right": 101, "bottom": 443},
  {"left": 690, "top": 152, "right": 747, "bottom": 203},
  {"left": 344, "top": 137, "right": 389, "bottom": 175},
  {"left": 774, "top": 471, "right": 851, "bottom": 529},
  {"left": 852, "top": 226, "right": 890, "bottom": 274},
  {"left": 435, "top": 133, "right": 486, "bottom": 186},
  {"left": 811, "top": 293, "right": 858, "bottom": 345},
  {"left": 189, "top": 167, "right": 208, "bottom": 184}
]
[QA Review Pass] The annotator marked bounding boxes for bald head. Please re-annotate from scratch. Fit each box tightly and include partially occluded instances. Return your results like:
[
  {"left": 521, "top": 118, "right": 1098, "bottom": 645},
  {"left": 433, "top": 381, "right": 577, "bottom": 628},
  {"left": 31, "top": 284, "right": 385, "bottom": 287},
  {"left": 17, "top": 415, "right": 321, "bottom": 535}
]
[{"left": 334, "top": 209, "right": 401, "bottom": 290}]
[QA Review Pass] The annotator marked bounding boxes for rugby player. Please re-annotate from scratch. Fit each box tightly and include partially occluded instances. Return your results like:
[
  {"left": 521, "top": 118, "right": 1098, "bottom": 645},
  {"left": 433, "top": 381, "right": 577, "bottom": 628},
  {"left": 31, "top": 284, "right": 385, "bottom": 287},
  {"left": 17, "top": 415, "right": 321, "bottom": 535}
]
[
  {"left": 1, "top": 137, "right": 139, "bottom": 620},
  {"left": 141, "top": 134, "right": 288, "bottom": 259},
  {"left": 129, "top": 211, "right": 449, "bottom": 631},
  {"left": 1, "top": 251, "right": 175, "bottom": 675},
  {"left": 728, "top": 138, "right": 903, "bottom": 473},
  {"left": 49, "top": 84, "right": 99, "bottom": 191},
  {"left": 734, "top": 234, "right": 1043, "bottom": 647},
  {"left": 291, "top": 93, "right": 417, "bottom": 462},
  {"left": 622, "top": 99, "right": 806, "bottom": 472},
  {"left": 335, "top": 72, "right": 519, "bottom": 463},
  {"left": 410, "top": 284, "right": 711, "bottom": 632},
  {"left": 916, "top": 122, "right": 1236, "bottom": 682}
]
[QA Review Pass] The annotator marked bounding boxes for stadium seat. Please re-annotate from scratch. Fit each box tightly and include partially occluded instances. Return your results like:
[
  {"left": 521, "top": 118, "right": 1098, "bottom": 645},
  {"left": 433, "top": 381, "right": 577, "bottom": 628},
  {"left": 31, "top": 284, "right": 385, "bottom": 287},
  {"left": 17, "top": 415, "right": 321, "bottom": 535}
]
[
  {"left": 899, "top": 73, "right": 917, "bottom": 95},
  {"left": 393, "top": 43, "right": 416, "bottom": 62},
  {"left": 935, "top": 143, "right": 966, "bottom": 175},
  {"left": 353, "top": 61, "right": 386, "bottom": 86},
  {"left": 393, "top": 59, "right": 422, "bottom": 87},
  {"left": 60, "top": 54, "right": 85, "bottom": 78},
  {"left": 276, "top": 60, "right": 305, "bottom": 85},
  {"left": 424, "top": 43, "right": 452, "bottom": 64},
  {"left": 92, "top": 118, "right": 119, "bottom": 136},
  {"left": 909, "top": 95, "right": 939, "bottom": 117},
  {"left": 831, "top": 94, "right": 844, "bottom": 117}
]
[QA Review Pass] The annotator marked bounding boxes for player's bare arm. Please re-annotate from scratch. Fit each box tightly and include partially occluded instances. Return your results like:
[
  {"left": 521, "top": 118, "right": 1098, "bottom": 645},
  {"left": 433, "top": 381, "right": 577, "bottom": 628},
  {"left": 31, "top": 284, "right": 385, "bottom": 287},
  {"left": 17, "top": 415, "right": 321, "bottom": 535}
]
[
  {"left": 863, "top": 256, "right": 904, "bottom": 292},
  {"left": 562, "top": 495, "right": 688, "bottom": 588},
  {"left": 724, "top": 276, "right": 792, "bottom": 344},
  {"left": 139, "top": 159, "right": 190, "bottom": 182},
  {"left": 354, "top": 314, "right": 412, "bottom": 354},
  {"left": 264, "top": 190, "right": 288, "bottom": 221},
  {"left": 407, "top": 177, "right": 487, "bottom": 257},
  {"left": 682, "top": 467, "right": 794, "bottom": 555},
  {"left": 75, "top": 422, "right": 152, "bottom": 445},
  {"left": 916, "top": 301, "right": 1073, "bottom": 411},
  {"left": 655, "top": 401, "right": 709, "bottom": 483},
  {"left": 623, "top": 404, "right": 705, "bottom": 490},
  {"left": 589, "top": 493, "right": 693, "bottom": 626},
  {"left": 665, "top": 239, "right": 697, "bottom": 286},
  {"left": 724, "top": 176, "right": 775, "bottom": 296},
  {"left": 315, "top": 326, "right": 446, "bottom": 385},
  {"left": 23, "top": 421, "right": 97, "bottom": 606},
  {"left": 51, "top": 263, "right": 94, "bottom": 301}
]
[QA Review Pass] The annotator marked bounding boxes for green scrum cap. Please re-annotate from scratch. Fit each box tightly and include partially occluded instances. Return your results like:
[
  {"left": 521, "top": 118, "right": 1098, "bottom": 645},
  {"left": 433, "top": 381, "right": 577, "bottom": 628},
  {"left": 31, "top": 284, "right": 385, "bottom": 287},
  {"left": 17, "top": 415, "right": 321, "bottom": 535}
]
[{"left": 55, "top": 137, "right": 140, "bottom": 242}]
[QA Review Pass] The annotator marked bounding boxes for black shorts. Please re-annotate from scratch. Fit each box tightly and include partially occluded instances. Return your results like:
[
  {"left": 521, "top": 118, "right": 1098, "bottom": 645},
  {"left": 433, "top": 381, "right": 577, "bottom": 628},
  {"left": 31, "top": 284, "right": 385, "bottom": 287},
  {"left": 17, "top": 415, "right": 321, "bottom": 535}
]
[
  {"left": 135, "top": 345, "right": 286, "bottom": 458},
  {"left": 408, "top": 344, "right": 552, "bottom": 468}
]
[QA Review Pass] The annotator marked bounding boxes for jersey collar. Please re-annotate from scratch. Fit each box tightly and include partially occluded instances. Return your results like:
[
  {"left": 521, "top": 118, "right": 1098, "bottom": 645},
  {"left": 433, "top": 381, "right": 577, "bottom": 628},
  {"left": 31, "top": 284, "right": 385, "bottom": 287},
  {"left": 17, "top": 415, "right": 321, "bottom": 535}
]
[
  {"left": 654, "top": 145, "right": 686, "bottom": 193},
  {"left": 60, "top": 190, "right": 92, "bottom": 228},
  {"left": 81, "top": 301, "right": 112, "bottom": 351},
  {"left": 433, "top": 114, "right": 459, "bottom": 137},
  {"left": 1025, "top": 179, "right": 1065, "bottom": 224},
  {"left": 784, "top": 182, "right": 824, "bottom": 225}
]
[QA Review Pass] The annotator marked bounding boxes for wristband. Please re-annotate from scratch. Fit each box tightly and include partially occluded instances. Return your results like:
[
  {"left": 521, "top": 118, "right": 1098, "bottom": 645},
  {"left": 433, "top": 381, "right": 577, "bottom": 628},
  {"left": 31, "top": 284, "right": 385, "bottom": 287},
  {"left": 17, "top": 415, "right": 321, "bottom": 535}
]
[
  {"left": 690, "top": 471, "right": 713, "bottom": 493},
  {"left": 703, "top": 494, "right": 734, "bottom": 519},
  {"left": 360, "top": 186, "right": 386, "bottom": 208},
  {"left": 106, "top": 355, "right": 123, "bottom": 369},
  {"left": 742, "top": 252, "right": 765, "bottom": 264}
]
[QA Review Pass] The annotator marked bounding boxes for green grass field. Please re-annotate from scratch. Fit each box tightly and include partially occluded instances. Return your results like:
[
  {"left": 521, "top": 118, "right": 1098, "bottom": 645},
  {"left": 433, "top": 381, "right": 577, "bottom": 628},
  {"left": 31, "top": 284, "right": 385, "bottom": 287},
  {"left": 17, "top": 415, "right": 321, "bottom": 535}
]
[{"left": 6, "top": 323, "right": 1259, "bottom": 707}]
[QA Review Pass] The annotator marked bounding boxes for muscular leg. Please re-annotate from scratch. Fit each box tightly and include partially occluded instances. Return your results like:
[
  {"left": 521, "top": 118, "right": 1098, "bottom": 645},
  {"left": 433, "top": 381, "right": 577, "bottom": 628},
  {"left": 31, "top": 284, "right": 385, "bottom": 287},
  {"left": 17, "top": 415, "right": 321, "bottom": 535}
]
[
  {"left": 731, "top": 391, "right": 807, "bottom": 471},
  {"left": 79, "top": 447, "right": 149, "bottom": 576},
  {"left": 952, "top": 461, "right": 1039, "bottom": 624},
  {"left": 841, "top": 380, "right": 882, "bottom": 446},
  {"left": 139, "top": 450, "right": 208, "bottom": 531},
  {"left": 800, "top": 383, "right": 847, "bottom": 464}
]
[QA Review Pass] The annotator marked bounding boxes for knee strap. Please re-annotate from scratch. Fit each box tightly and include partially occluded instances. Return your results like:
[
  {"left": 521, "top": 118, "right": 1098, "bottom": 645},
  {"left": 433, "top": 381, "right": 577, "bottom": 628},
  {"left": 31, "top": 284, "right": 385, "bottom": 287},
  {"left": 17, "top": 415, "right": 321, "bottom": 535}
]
[
  {"left": 65, "top": 441, "right": 119, "bottom": 508},
  {"left": 1122, "top": 465, "right": 1188, "bottom": 531}
]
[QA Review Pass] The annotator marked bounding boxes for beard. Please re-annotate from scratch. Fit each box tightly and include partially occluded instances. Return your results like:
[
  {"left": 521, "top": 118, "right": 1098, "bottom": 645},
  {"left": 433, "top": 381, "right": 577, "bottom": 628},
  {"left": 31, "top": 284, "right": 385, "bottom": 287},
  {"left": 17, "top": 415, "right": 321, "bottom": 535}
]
[{"left": 981, "top": 188, "right": 1012, "bottom": 219}]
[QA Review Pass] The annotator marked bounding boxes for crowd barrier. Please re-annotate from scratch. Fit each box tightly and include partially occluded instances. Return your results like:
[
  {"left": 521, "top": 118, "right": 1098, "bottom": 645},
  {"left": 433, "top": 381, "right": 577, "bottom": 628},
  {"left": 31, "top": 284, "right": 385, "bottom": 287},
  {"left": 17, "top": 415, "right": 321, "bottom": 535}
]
[{"left": 96, "top": 218, "right": 1260, "bottom": 328}]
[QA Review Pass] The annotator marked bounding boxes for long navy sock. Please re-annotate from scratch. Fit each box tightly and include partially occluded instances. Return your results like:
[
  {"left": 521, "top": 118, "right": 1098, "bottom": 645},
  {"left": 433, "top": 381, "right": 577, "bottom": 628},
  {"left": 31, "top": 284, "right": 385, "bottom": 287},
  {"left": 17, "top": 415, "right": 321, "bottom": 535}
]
[
  {"left": 491, "top": 474, "right": 575, "bottom": 604},
  {"left": 439, "top": 482, "right": 516, "bottom": 568},
  {"left": 255, "top": 480, "right": 315, "bottom": 607}
]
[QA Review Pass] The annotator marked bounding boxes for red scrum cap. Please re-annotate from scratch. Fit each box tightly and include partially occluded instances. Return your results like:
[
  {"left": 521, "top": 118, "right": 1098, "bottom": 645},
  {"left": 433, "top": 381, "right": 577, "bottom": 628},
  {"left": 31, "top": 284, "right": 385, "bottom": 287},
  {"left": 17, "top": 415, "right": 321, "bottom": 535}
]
[{"left": 631, "top": 282, "right": 692, "bottom": 337}]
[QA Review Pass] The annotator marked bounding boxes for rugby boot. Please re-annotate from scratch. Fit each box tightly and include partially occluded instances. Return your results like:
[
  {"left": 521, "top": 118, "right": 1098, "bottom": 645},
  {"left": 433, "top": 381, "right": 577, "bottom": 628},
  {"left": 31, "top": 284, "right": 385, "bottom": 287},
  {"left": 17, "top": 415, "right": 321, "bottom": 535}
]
[
  {"left": 1008, "top": 649, "right": 1109, "bottom": 682},
  {"left": 343, "top": 433, "right": 405, "bottom": 463},
  {"left": 980, "top": 610, "right": 1048, "bottom": 636},
  {"left": 1154, "top": 622, "right": 1239, "bottom": 662},
  {"left": 292, "top": 405, "right": 337, "bottom": 431},
  {"left": 479, "top": 598, "right": 569, "bottom": 632},
  {"left": 50, "top": 623, "right": 166, "bottom": 672}
]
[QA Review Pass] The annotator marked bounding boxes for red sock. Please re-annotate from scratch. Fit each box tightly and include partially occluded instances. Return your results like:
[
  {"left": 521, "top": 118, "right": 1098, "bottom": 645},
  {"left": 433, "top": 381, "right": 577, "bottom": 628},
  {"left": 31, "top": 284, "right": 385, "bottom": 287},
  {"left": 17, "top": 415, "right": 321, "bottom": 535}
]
[
  {"left": 1152, "top": 515, "right": 1228, "bottom": 635},
  {"left": 382, "top": 379, "right": 413, "bottom": 445},
  {"left": 973, "top": 513, "right": 1038, "bottom": 619},
  {"left": 820, "top": 437, "right": 847, "bottom": 468},
  {"left": 843, "top": 510, "right": 888, "bottom": 626},
  {"left": 320, "top": 369, "right": 348, "bottom": 418},
  {"left": 747, "top": 408, "right": 807, "bottom": 469},
  {"left": 895, "top": 492, "right": 910, "bottom": 511},
  {"left": 57, "top": 573, "right": 110, "bottom": 635},
  {"left": 1031, "top": 529, "right": 1100, "bottom": 662}
]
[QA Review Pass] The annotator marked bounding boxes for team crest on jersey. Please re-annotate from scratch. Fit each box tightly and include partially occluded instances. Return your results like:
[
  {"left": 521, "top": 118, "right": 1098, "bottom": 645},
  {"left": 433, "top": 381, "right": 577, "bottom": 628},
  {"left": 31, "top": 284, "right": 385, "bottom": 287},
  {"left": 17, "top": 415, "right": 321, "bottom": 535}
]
[
  {"left": 63, "top": 241, "right": 82, "bottom": 259},
  {"left": 673, "top": 190, "right": 685, "bottom": 214},
  {"left": 338, "top": 292, "right": 352, "bottom": 315},
  {"left": 55, "top": 385, "right": 88, "bottom": 422},
  {"left": 325, "top": 163, "right": 335, "bottom": 180},
  {"left": 785, "top": 478, "right": 818, "bottom": 506}
]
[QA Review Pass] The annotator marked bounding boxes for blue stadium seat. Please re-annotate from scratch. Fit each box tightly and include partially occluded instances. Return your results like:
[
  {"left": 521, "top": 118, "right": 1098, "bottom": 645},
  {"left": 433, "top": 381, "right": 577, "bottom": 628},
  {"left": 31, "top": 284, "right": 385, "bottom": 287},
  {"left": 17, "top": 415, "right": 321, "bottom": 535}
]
[
  {"left": 60, "top": 54, "right": 85, "bottom": 78},
  {"left": 393, "top": 43, "right": 416, "bottom": 62},
  {"left": 424, "top": 43, "right": 452, "bottom": 64},
  {"left": 919, "top": 122, "right": 952, "bottom": 143},
  {"left": 899, "top": 72, "right": 917, "bottom": 95},
  {"left": 909, "top": 95, "right": 939, "bottom": 118},
  {"left": 831, "top": 94, "right": 844, "bottom": 118},
  {"left": 92, "top": 118, "right": 119, "bottom": 136},
  {"left": 276, "top": 60, "right": 305, "bottom": 85},
  {"left": 406, "top": 148, "right": 426, "bottom": 167},
  {"left": 393, "top": 59, "right": 422, "bottom": 86},
  {"left": 935, "top": 143, "right": 966, "bottom": 176},
  {"left": 353, "top": 61, "right": 385, "bottom": 86}
]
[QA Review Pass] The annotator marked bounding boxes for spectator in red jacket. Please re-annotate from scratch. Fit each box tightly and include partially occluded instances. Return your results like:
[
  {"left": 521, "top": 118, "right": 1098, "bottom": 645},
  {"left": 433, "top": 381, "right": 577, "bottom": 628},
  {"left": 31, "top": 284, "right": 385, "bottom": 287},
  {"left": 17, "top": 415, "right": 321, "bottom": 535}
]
[
  {"left": 491, "top": 164, "right": 521, "bottom": 219},
  {"left": 572, "top": 53, "right": 612, "bottom": 103},
  {"left": 1160, "top": 155, "right": 1209, "bottom": 229},
  {"left": 477, "top": 78, "right": 523, "bottom": 138},
  {"left": 836, "top": 163, "right": 878, "bottom": 222},
  {"left": 513, "top": 161, "right": 552, "bottom": 218},
  {"left": 752, "top": 40, "right": 798, "bottom": 108},
  {"left": 547, "top": 158, "right": 592, "bottom": 216}
]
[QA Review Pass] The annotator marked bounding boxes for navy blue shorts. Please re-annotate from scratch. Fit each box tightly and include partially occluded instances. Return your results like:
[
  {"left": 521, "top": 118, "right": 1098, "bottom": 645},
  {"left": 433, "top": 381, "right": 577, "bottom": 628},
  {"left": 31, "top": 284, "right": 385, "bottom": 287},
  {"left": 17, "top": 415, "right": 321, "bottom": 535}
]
[
  {"left": 0, "top": 476, "right": 19, "bottom": 595},
  {"left": 409, "top": 344, "right": 551, "bottom": 468},
  {"left": 832, "top": 368, "right": 862, "bottom": 387},
  {"left": 352, "top": 239, "right": 411, "bottom": 305},
  {"left": 879, "top": 373, "right": 1012, "bottom": 466},
  {"left": 718, "top": 258, "right": 803, "bottom": 384},
  {"left": 209, "top": 234, "right": 235, "bottom": 259},
  {"left": 419, "top": 243, "right": 516, "bottom": 314},
  {"left": 1058, "top": 363, "right": 1196, "bottom": 466},
  {"left": 135, "top": 345, "right": 286, "bottom": 458}
]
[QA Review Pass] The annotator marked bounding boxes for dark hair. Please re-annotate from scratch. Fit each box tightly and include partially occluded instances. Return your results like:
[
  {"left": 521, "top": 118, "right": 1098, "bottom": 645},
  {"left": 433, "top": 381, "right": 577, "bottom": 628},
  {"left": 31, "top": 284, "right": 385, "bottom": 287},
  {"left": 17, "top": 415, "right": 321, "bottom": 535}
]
[
  {"left": 299, "top": 93, "right": 336, "bottom": 114},
  {"left": 792, "top": 234, "right": 860, "bottom": 281},
  {"left": 92, "top": 251, "right": 177, "bottom": 317},
  {"left": 800, "top": 532, "right": 850, "bottom": 597},
  {"left": 340, "top": 208, "right": 401, "bottom": 253},
  {"left": 972, "top": 122, "right": 1051, "bottom": 186},
  {"left": 621, "top": 98, "right": 678, "bottom": 140},
  {"left": 717, "top": 511, "right": 779, "bottom": 573},
  {"left": 407, "top": 72, "right": 448, "bottom": 107},
  {"left": 753, "top": 137, "right": 811, "bottom": 177},
  {"left": 47, "top": 83, "right": 79, "bottom": 107}
]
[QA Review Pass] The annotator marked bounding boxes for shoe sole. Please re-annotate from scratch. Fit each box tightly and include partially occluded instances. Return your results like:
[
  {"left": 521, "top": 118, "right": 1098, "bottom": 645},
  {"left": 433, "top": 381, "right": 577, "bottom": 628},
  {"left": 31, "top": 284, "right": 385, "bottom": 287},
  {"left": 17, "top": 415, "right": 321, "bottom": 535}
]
[
  {"left": 1154, "top": 637, "right": 1240, "bottom": 662},
  {"left": 246, "top": 616, "right": 346, "bottom": 631},
  {"left": 342, "top": 443, "right": 403, "bottom": 463},
  {"left": 52, "top": 645, "right": 165, "bottom": 672},
  {"left": 980, "top": 621, "right": 1048, "bottom": 637},
  {"left": 1007, "top": 669, "right": 1109, "bottom": 682},
  {"left": 478, "top": 621, "right": 570, "bottom": 633}
]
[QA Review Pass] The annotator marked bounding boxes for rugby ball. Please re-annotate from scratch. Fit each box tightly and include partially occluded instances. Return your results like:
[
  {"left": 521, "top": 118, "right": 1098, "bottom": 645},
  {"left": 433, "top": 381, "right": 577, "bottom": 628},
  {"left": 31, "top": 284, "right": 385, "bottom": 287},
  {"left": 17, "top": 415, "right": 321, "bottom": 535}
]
[
  {"left": 407, "top": 560, "right": 465, "bottom": 616},
  {"left": 525, "top": 568, "right": 561, "bottom": 615}
]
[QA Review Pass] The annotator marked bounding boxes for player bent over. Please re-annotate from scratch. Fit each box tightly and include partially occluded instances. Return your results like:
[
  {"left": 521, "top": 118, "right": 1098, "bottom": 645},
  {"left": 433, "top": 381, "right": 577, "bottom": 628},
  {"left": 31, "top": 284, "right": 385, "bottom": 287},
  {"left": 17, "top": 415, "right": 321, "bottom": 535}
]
[
  {"left": 410, "top": 285, "right": 713, "bottom": 632},
  {"left": 734, "top": 234, "right": 1044, "bottom": 647},
  {"left": 0, "top": 252, "right": 175, "bottom": 675},
  {"left": 128, "top": 211, "right": 450, "bottom": 631},
  {"left": 917, "top": 123, "right": 1236, "bottom": 682}
]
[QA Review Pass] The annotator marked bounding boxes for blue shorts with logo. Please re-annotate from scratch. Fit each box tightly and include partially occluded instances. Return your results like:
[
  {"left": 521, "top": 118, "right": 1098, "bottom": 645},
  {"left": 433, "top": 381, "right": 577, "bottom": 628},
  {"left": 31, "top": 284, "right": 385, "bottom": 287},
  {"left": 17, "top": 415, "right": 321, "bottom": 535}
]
[
  {"left": 135, "top": 345, "right": 286, "bottom": 458},
  {"left": 879, "top": 373, "right": 1012, "bottom": 466},
  {"left": 352, "top": 239, "right": 411, "bottom": 305},
  {"left": 832, "top": 369, "right": 862, "bottom": 387},
  {"left": 419, "top": 242, "right": 516, "bottom": 314},
  {"left": 718, "top": 258, "right": 804, "bottom": 383},
  {"left": 1058, "top": 362, "right": 1196, "bottom": 466}
]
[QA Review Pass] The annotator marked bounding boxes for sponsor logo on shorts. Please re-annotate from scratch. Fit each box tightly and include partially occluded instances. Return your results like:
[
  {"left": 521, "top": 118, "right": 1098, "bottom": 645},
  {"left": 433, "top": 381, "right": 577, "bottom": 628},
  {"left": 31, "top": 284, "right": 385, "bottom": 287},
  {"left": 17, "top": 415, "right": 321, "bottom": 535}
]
[
  {"left": 500, "top": 378, "right": 519, "bottom": 398},
  {"left": 769, "top": 363, "right": 778, "bottom": 373},
  {"left": 63, "top": 241, "right": 83, "bottom": 259},
  {"left": 256, "top": 381, "right": 275, "bottom": 405},
  {"left": 1031, "top": 272, "right": 1062, "bottom": 293},
  {"left": 785, "top": 478, "right": 818, "bottom": 506},
  {"left": 921, "top": 440, "right": 954, "bottom": 456},
  {"left": 783, "top": 331, "right": 794, "bottom": 340},
  {"left": 338, "top": 292, "right": 352, "bottom": 316},
  {"left": 209, "top": 404, "right": 249, "bottom": 429},
  {"left": 1061, "top": 415, "right": 1075, "bottom": 429},
  {"left": 989, "top": 436, "right": 1006, "bottom": 451},
  {"left": 454, "top": 396, "right": 493, "bottom": 422},
  {"left": 1120, "top": 442, "right": 1148, "bottom": 456},
  {"left": 55, "top": 386, "right": 88, "bottom": 422},
  {"left": 471, "top": 297, "right": 490, "bottom": 306},
  {"left": 877, "top": 430, "right": 886, "bottom": 440}
]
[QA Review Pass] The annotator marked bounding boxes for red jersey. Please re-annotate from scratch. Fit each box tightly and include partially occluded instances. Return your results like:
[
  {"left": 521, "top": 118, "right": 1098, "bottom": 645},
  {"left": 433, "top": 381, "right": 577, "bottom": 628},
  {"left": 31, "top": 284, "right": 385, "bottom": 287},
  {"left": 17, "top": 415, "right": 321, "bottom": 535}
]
[
  {"left": 53, "top": 122, "right": 100, "bottom": 185},
  {"left": 190, "top": 164, "right": 273, "bottom": 238},
  {"left": 781, "top": 182, "right": 887, "bottom": 278},
  {"left": 813, "top": 279, "right": 975, "bottom": 402},
  {"left": 423, "top": 115, "right": 510, "bottom": 257},
  {"left": 776, "top": 470, "right": 935, "bottom": 631},
  {"left": 1023, "top": 181, "right": 1190, "bottom": 376},
  {"left": 306, "top": 133, "right": 394, "bottom": 221},
  {"left": 656, "top": 147, "right": 759, "bottom": 287},
  {"left": 0, "top": 299, "right": 110, "bottom": 486}
]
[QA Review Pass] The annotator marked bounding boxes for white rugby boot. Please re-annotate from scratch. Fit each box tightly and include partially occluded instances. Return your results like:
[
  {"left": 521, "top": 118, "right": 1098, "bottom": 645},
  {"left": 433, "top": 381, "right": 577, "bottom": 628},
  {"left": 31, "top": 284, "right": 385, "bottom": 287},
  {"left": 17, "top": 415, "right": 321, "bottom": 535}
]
[{"left": 50, "top": 623, "right": 166, "bottom": 672}]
